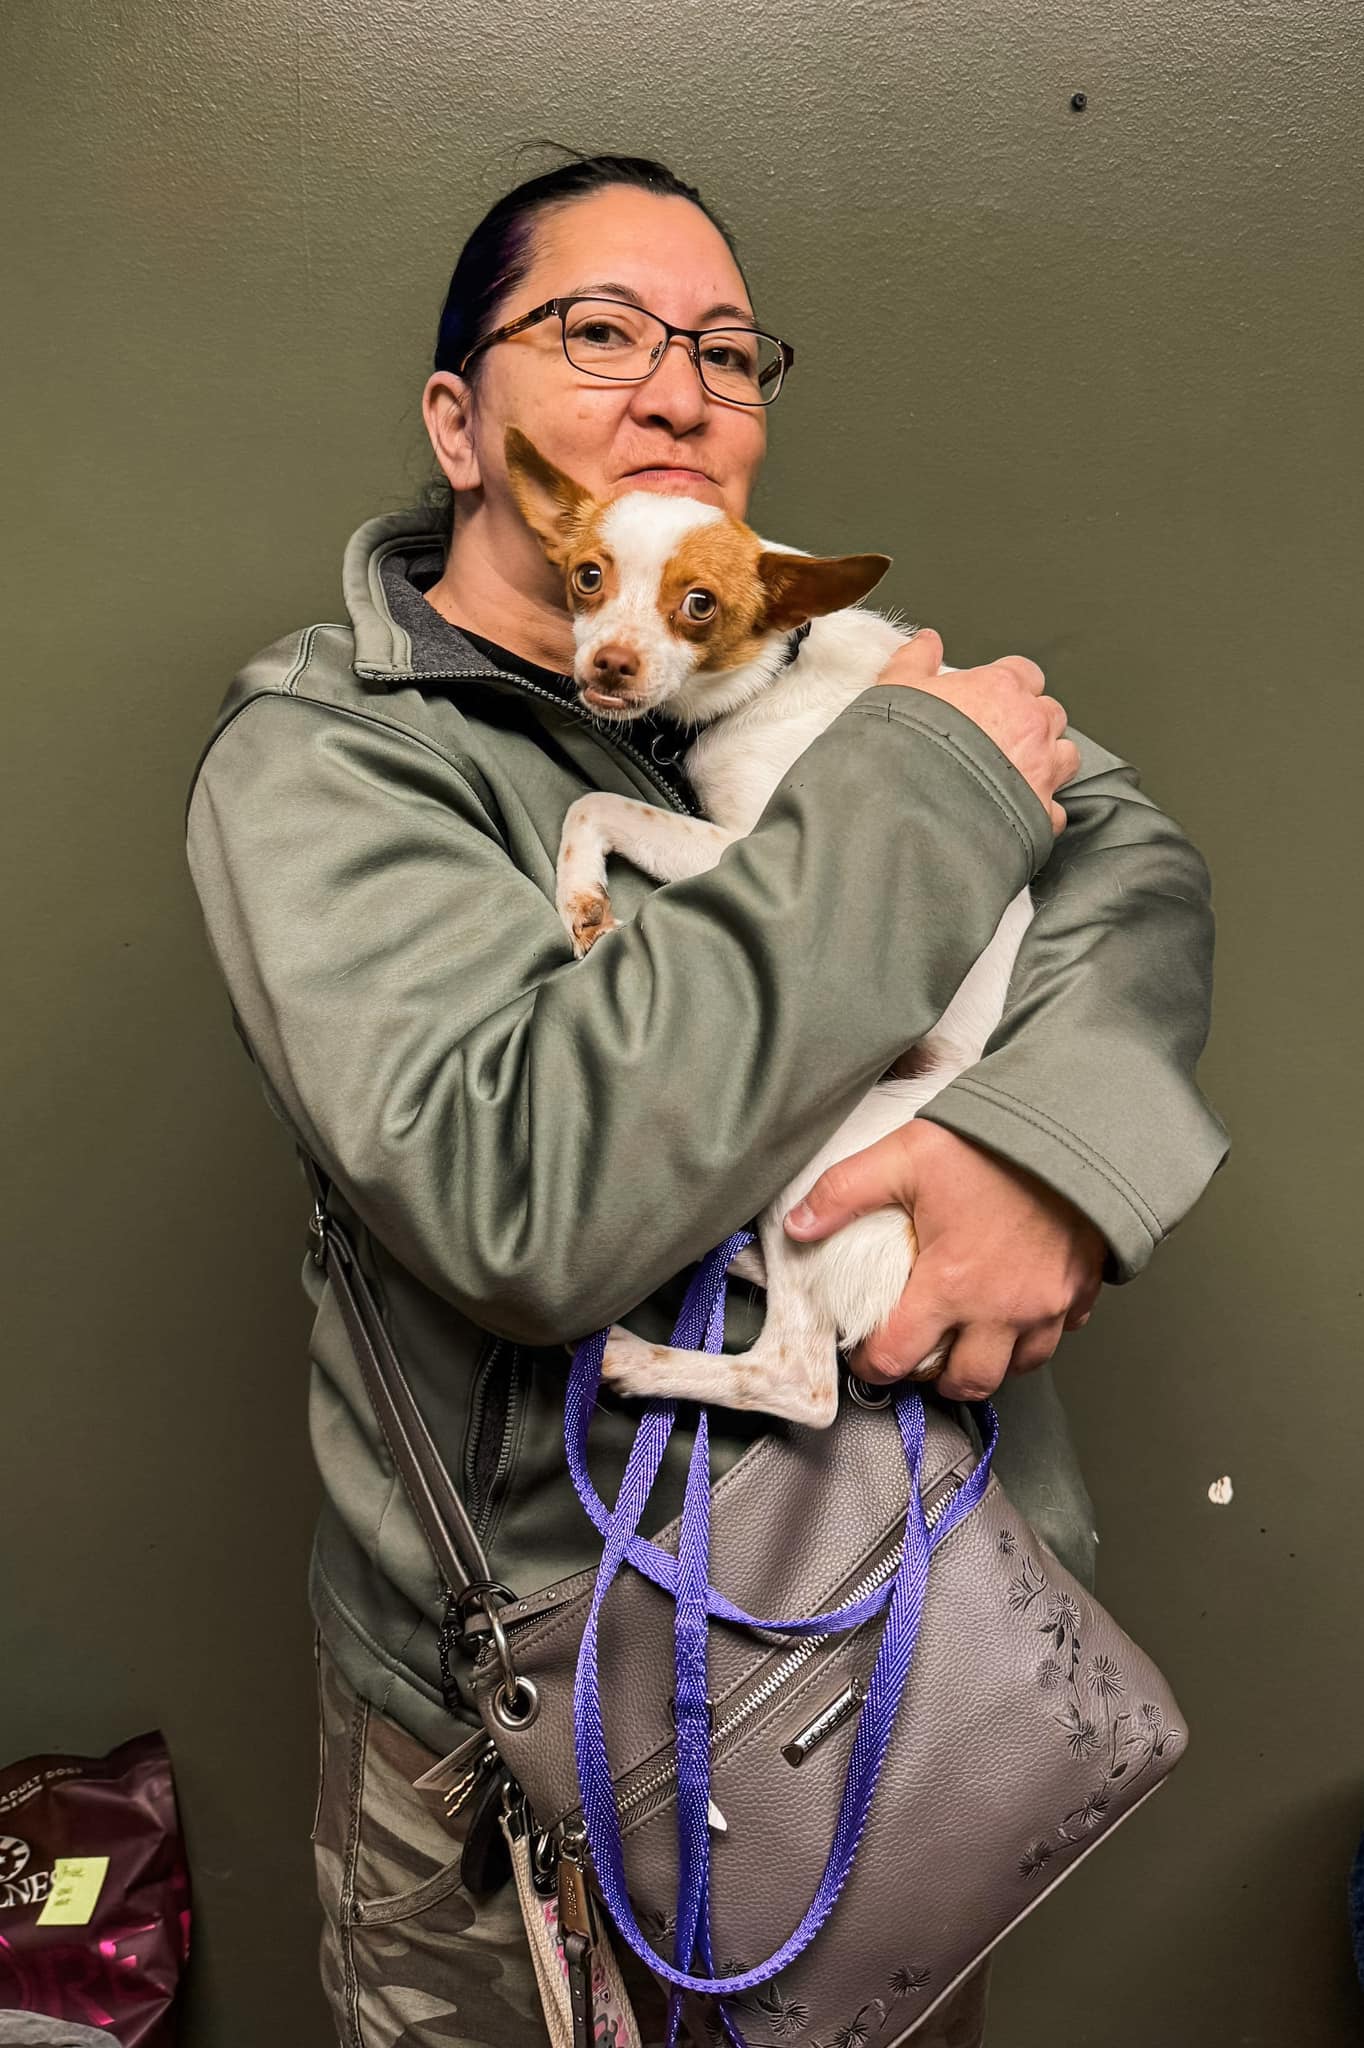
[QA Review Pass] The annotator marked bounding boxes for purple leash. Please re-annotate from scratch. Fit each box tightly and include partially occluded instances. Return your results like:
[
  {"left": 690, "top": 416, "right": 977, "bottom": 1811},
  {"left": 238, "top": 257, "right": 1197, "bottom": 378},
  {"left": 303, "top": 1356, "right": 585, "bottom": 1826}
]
[
  {"left": 563, "top": 1238, "right": 997, "bottom": 1639},
  {"left": 566, "top": 1235, "right": 996, "bottom": 2037}
]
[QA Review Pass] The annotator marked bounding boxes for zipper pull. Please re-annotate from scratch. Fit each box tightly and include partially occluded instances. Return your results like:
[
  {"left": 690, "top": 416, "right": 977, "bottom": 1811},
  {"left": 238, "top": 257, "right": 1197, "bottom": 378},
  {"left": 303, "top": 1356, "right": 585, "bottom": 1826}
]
[
  {"left": 499, "top": 1774, "right": 528, "bottom": 1843},
  {"left": 556, "top": 1823, "right": 598, "bottom": 1944},
  {"left": 556, "top": 1823, "right": 598, "bottom": 2048}
]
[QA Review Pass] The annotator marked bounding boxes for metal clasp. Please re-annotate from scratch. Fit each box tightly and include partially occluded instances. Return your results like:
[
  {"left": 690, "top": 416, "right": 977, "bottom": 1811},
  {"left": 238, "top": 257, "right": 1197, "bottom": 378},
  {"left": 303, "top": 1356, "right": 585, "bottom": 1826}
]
[
  {"left": 307, "top": 1201, "right": 328, "bottom": 1269},
  {"left": 454, "top": 1581, "right": 540, "bottom": 1731}
]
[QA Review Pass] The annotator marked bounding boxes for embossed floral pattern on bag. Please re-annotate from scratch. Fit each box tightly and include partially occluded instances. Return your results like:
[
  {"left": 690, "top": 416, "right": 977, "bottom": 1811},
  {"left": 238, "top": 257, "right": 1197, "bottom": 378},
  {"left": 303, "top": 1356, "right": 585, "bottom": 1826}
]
[
  {"left": 999, "top": 1523, "right": 1185, "bottom": 1876},
  {"left": 701, "top": 1960, "right": 943, "bottom": 2048},
  {"left": 760, "top": 1520, "right": 1188, "bottom": 2048}
]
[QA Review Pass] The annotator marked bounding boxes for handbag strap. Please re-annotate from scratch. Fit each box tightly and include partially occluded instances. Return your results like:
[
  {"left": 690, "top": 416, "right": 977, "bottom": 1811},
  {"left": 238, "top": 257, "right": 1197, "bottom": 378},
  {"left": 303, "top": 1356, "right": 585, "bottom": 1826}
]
[{"left": 297, "top": 1147, "right": 492, "bottom": 1598}]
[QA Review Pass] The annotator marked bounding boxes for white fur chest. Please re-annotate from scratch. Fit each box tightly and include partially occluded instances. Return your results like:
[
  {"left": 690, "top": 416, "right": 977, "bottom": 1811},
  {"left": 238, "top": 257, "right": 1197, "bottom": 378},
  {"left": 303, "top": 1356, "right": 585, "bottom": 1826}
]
[{"left": 682, "top": 607, "right": 910, "bottom": 833}]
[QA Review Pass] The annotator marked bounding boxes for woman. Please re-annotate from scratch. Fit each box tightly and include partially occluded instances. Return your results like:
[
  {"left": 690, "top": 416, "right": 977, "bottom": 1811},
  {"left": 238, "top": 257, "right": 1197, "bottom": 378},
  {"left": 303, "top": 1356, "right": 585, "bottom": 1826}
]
[{"left": 185, "top": 151, "right": 1226, "bottom": 2048}]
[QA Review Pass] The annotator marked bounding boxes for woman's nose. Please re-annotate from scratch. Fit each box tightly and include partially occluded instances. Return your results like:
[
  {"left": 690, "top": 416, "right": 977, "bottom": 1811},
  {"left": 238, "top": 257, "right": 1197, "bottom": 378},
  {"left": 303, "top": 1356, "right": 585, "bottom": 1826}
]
[{"left": 630, "top": 335, "right": 708, "bottom": 428}]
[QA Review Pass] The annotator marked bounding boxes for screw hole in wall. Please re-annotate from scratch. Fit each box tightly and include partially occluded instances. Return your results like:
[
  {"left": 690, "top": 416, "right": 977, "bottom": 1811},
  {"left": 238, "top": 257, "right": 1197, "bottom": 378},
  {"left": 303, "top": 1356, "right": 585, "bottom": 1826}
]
[{"left": 1070, "top": 91, "right": 1088, "bottom": 112}]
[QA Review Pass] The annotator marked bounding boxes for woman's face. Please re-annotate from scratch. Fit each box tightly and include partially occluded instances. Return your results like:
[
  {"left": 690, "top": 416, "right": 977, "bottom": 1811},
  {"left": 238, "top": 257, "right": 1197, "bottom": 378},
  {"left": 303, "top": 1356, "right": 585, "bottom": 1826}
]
[{"left": 429, "top": 187, "right": 770, "bottom": 523}]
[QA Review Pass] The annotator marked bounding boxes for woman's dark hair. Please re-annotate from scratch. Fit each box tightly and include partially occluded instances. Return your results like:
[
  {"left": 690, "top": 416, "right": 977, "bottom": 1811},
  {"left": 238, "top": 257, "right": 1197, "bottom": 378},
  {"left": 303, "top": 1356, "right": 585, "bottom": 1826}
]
[{"left": 419, "top": 145, "right": 745, "bottom": 536}]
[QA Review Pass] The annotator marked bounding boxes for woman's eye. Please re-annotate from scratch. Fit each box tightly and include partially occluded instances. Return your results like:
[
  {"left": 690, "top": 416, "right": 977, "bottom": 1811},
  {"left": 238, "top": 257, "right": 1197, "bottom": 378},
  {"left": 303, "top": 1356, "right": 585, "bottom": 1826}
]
[
  {"left": 573, "top": 563, "right": 603, "bottom": 595},
  {"left": 681, "top": 589, "right": 717, "bottom": 622},
  {"left": 569, "top": 318, "right": 634, "bottom": 351}
]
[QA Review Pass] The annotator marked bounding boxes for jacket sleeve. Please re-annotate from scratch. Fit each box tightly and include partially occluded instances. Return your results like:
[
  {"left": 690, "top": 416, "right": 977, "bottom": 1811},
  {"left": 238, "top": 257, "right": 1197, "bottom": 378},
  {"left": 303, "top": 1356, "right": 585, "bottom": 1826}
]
[
  {"left": 185, "top": 681, "right": 1055, "bottom": 1344},
  {"left": 918, "top": 727, "right": 1229, "bottom": 1280}
]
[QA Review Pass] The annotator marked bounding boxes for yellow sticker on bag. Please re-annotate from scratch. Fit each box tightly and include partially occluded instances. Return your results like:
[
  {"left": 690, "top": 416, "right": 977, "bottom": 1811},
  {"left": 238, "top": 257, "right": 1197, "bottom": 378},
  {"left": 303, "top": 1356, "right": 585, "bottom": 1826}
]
[{"left": 37, "top": 1855, "right": 110, "bottom": 1927}]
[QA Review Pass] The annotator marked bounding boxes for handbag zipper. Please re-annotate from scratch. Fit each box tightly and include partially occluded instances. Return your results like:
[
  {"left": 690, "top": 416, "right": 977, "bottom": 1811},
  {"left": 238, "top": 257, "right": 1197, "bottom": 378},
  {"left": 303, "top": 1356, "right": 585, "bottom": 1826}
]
[{"left": 613, "top": 1465, "right": 969, "bottom": 1827}]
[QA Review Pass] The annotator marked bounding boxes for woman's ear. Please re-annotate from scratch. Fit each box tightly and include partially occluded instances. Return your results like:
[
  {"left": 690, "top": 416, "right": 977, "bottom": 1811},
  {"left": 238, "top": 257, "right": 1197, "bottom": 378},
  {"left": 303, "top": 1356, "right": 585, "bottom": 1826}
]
[
  {"left": 422, "top": 373, "right": 481, "bottom": 493},
  {"left": 755, "top": 551, "right": 893, "bottom": 632}
]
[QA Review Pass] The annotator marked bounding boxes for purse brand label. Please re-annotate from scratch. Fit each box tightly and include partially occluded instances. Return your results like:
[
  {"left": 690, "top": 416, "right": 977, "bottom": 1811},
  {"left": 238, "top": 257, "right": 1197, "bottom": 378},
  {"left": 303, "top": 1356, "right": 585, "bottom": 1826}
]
[{"left": 782, "top": 1677, "right": 867, "bottom": 1767}]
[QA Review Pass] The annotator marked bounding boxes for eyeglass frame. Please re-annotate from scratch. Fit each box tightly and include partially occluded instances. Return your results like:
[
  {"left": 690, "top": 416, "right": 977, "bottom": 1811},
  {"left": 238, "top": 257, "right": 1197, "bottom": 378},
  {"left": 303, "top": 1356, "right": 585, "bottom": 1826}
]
[{"left": 455, "top": 294, "right": 796, "bottom": 405}]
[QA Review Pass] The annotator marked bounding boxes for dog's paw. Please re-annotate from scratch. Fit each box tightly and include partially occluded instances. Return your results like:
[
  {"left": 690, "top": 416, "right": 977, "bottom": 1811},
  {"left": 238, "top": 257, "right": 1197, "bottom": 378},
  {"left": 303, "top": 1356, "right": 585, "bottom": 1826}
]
[
  {"left": 564, "top": 888, "right": 618, "bottom": 958},
  {"left": 905, "top": 1335, "right": 951, "bottom": 1382},
  {"left": 727, "top": 1243, "right": 767, "bottom": 1289},
  {"left": 600, "top": 1325, "right": 668, "bottom": 1398}
]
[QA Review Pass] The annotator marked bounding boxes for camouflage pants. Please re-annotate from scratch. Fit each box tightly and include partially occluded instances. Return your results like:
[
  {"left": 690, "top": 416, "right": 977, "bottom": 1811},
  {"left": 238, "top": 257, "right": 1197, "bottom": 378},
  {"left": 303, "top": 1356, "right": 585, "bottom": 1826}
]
[{"left": 312, "top": 1638, "right": 990, "bottom": 2047}]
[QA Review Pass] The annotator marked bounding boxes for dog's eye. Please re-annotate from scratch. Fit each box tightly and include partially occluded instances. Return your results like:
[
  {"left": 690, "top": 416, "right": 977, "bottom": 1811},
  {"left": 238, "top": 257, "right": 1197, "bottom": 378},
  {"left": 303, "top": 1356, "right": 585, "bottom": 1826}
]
[
  {"left": 681, "top": 588, "right": 718, "bottom": 622},
  {"left": 572, "top": 562, "right": 603, "bottom": 595}
]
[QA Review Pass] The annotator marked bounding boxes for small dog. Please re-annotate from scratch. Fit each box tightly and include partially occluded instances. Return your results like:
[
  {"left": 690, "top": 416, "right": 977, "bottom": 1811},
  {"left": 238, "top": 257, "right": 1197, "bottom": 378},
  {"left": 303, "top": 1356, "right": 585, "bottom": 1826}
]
[{"left": 505, "top": 425, "right": 1033, "bottom": 1428}]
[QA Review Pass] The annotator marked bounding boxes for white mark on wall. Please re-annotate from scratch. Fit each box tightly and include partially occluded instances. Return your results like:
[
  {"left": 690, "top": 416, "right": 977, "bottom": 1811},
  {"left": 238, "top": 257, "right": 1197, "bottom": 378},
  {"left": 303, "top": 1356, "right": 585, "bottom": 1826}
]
[{"left": 1207, "top": 1475, "right": 1234, "bottom": 1505}]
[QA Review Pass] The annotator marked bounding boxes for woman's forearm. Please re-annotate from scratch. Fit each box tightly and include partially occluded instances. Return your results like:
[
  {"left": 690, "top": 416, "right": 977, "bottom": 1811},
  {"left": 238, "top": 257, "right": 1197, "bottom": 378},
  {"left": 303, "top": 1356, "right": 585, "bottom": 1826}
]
[{"left": 919, "top": 730, "right": 1228, "bottom": 1279}]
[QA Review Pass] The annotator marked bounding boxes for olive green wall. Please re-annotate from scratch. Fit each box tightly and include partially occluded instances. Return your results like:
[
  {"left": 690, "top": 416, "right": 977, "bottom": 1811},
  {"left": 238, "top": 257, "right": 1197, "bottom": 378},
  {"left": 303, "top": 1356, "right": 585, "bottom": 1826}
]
[{"left": 3, "top": 2, "right": 1360, "bottom": 2042}]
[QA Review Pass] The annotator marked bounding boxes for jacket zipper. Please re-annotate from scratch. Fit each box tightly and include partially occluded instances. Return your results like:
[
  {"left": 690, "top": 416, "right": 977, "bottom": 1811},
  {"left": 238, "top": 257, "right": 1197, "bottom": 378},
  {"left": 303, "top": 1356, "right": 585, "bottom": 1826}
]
[
  {"left": 422, "top": 661, "right": 691, "bottom": 1539},
  {"left": 463, "top": 1337, "right": 523, "bottom": 1536},
  {"left": 611, "top": 1467, "right": 968, "bottom": 1827},
  {"left": 370, "top": 663, "right": 701, "bottom": 818},
  {"left": 480, "top": 1349, "right": 523, "bottom": 1542}
]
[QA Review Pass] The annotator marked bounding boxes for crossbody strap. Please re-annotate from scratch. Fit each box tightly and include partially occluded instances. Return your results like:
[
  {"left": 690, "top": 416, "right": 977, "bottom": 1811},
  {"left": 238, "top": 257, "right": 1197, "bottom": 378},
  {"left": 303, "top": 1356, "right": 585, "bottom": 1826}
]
[{"left": 297, "top": 1147, "right": 492, "bottom": 1597}]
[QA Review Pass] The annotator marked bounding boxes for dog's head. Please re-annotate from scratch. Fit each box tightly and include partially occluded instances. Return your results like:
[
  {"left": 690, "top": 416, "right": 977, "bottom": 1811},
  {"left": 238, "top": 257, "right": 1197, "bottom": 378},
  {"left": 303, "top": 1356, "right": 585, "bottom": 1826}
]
[{"left": 504, "top": 425, "right": 891, "bottom": 724}]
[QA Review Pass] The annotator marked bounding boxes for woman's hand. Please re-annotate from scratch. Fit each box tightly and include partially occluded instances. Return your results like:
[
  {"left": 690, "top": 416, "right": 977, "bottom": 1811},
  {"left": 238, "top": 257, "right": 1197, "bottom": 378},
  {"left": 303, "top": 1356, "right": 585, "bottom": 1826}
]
[
  {"left": 876, "top": 628, "right": 1079, "bottom": 837},
  {"left": 784, "top": 1121, "right": 1105, "bottom": 1402}
]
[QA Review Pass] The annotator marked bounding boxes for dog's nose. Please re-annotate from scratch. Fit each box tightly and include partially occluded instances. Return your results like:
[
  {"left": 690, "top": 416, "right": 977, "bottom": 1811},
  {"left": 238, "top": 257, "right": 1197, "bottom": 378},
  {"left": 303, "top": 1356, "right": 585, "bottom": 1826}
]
[{"left": 592, "top": 643, "right": 639, "bottom": 682}]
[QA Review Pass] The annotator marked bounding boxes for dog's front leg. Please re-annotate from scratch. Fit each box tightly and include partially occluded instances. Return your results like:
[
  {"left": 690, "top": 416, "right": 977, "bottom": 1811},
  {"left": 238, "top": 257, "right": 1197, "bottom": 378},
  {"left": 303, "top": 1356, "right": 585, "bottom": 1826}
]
[
  {"left": 600, "top": 1210, "right": 840, "bottom": 1428},
  {"left": 556, "top": 793, "right": 737, "bottom": 956}
]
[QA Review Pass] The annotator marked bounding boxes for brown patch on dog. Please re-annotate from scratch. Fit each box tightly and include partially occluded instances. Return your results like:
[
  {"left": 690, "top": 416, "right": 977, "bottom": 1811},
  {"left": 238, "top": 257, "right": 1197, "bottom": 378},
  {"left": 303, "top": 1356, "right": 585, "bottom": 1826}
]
[
  {"left": 907, "top": 1350, "right": 947, "bottom": 1383},
  {"left": 731, "top": 1360, "right": 763, "bottom": 1406},
  {"left": 756, "top": 549, "right": 893, "bottom": 632},
  {"left": 567, "top": 890, "right": 617, "bottom": 954},
  {"left": 502, "top": 426, "right": 627, "bottom": 625},
  {"left": 656, "top": 522, "right": 894, "bottom": 667},
  {"left": 504, "top": 424, "right": 601, "bottom": 569},
  {"left": 657, "top": 520, "right": 775, "bottom": 671},
  {"left": 889, "top": 1044, "right": 934, "bottom": 1080}
]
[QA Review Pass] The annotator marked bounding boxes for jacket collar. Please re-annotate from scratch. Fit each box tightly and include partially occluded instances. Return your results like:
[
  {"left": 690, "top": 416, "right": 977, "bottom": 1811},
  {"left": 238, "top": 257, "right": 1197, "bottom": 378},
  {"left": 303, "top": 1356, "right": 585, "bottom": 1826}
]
[{"left": 343, "top": 510, "right": 494, "bottom": 682}]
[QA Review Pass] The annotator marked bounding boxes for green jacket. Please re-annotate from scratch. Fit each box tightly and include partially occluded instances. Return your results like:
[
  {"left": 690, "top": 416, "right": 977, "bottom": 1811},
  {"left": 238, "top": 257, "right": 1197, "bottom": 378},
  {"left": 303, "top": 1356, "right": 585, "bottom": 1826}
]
[{"left": 185, "top": 510, "right": 1227, "bottom": 1749}]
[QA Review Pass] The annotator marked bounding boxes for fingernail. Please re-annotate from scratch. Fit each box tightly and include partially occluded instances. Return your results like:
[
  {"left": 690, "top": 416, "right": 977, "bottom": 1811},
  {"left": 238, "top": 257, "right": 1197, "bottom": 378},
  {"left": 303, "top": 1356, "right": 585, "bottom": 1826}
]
[{"left": 785, "top": 1201, "right": 815, "bottom": 1234}]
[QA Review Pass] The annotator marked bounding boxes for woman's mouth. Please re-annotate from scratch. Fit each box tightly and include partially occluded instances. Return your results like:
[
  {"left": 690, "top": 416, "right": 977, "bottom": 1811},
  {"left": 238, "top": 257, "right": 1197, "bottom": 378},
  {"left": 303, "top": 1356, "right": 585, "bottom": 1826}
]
[{"left": 625, "top": 467, "right": 715, "bottom": 491}]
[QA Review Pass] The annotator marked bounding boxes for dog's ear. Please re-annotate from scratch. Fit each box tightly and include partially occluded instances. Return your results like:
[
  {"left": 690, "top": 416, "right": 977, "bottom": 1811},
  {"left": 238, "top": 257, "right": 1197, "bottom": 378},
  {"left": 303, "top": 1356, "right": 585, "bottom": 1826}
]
[
  {"left": 755, "top": 551, "right": 893, "bottom": 632},
  {"left": 504, "top": 425, "right": 595, "bottom": 564}
]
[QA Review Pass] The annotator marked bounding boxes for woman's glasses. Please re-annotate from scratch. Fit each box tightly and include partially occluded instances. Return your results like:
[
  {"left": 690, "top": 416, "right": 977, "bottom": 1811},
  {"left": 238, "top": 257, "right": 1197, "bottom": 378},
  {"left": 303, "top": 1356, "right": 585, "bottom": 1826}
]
[{"left": 458, "top": 296, "right": 794, "bottom": 407}]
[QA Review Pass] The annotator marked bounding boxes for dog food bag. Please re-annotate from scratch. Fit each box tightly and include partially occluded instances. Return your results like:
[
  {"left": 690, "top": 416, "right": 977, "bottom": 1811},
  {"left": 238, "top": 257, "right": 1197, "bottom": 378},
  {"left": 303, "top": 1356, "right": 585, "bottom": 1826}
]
[{"left": 0, "top": 1731, "right": 190, "bottom": 2047}]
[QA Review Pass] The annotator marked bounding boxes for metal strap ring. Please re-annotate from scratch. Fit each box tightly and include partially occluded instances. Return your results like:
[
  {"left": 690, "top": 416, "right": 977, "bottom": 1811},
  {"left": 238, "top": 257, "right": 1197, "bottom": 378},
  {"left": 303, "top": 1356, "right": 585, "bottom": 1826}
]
[
  {"left": 473, "top": 1599, "right": 521, "bottom": 1703},
  {"left": 492, "top": 1675, "right": 540, "bottom": 1730},
  {"left": 846, "top": 1372, "right": 895, "bottom": 1410},
  {"left": 454, "top": 1582, "right": 540, "bottom": 1729},
  {"left": 453, "top": 1580, "right": 516, "bottom": 1628}
]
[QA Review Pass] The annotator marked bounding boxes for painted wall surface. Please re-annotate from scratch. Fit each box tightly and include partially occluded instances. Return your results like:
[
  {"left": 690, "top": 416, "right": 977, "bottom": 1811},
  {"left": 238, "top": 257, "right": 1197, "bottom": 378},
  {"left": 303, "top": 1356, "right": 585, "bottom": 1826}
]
[{"left": 3, "top": 2, "right": 1360, "bottom": 2042}]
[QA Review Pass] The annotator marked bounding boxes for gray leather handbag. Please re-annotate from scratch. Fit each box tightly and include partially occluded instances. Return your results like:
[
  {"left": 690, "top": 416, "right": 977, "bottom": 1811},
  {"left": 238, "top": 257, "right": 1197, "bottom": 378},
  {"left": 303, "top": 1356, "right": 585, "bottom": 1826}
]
[{"left": 304, "top": 1155, "right": 1189, "bottom": 2047}]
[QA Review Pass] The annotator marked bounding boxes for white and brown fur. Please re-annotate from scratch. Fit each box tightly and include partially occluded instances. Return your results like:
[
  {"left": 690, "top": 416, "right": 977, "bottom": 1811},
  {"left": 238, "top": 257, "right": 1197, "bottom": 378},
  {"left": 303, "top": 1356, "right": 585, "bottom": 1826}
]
[{"left": 506, "top": 424, "right": 1033, "bottom": 1428}]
